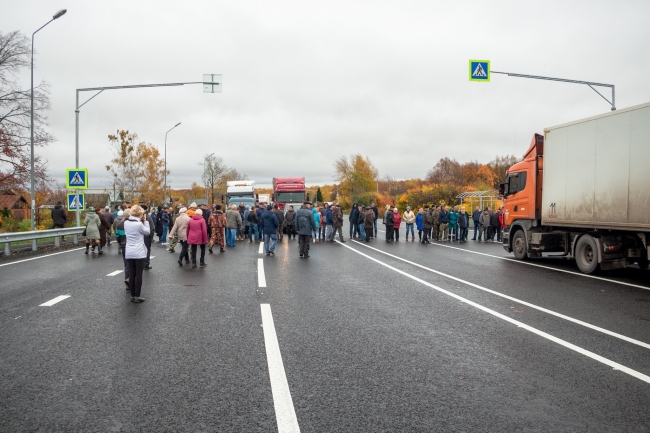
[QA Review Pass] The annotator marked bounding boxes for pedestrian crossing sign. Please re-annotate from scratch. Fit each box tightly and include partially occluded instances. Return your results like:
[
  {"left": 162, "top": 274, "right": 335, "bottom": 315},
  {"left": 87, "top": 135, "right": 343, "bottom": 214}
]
[
  {"left": 66, "top": 168, "right": 88, "bottom": 189},
  {"left": 469, "top": 60, "right": 490, "bottom": 82},
  {"left": 67, "top": 193, "right": 85, "bottom": 211}
]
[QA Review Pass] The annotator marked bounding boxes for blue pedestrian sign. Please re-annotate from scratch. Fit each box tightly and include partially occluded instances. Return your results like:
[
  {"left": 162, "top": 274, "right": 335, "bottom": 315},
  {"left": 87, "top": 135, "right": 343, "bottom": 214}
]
[
  {"left": 469, "top": 60, "right": 490, "bottom": 82},
  {"left": 66, "top": 168, "right": 88, "bottom": 189},
  {"left": 67, "top": 193, "right": 85, "bottom": 211}
]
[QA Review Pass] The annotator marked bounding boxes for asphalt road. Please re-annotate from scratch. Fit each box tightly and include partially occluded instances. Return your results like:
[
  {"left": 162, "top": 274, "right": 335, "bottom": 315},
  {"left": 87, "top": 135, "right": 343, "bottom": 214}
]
[{"left": 1, "top": 222, "right": 649, "bottom": 432}]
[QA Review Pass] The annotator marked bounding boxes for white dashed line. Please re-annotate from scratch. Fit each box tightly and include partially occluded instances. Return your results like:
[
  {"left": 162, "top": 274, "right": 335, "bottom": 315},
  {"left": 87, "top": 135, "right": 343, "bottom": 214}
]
[
  {"left": 336, "top": 240, "right": 650, "bottom": 385},
  {"left": 106, "top": 270, "right": 123, "bottom": 276},
  {"left": 258, "top": 258, "right": 267, "bottom": 287},
  {"left": 259, "top": 242, "right": 264, "bottom": 254},
  {"left": 261, "top": 304, "right": 300, "bottom": 432},
  {"left": 350, "top": 240, "right": 650, "bottom": 350},
  {"left": 40, "top": 295, "right": 71, "bottom": 307}
]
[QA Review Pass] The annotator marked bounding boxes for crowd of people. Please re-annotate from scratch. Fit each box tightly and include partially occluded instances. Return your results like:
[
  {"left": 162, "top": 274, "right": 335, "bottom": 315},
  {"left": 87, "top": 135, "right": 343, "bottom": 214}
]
[{"left": 80, "top": 198, "right": 504, "bottom": 304}]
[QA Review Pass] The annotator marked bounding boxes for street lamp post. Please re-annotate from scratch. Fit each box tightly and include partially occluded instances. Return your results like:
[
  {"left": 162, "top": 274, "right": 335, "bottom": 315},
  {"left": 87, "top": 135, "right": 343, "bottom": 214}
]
[
  {"left": 73, "top": 75, "right": 220, "bottom": 228},
  {"left": 163, "top": 122, "right": 181, "bottom": 206},
  {"left": 30, "top": 8, "right": 66, "bottom": 248}
]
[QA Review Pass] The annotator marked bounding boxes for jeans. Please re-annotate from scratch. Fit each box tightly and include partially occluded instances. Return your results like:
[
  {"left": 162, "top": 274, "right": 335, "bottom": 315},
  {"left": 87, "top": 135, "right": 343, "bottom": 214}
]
[
  {"left": 459, "top": 226, "right": 468, "bottom": 241},
  {"left": 226, "top": 228, "right": 237, "bottom": 246},
  {"left": 479, "top": 226, "right": 488, "bottom": 240},
  {"left": 319, "top": 224, "right": 327, "bottom": 240},
  {"left": 394, "top": 227, "right": 400, "bottom": 241},
  {"left": 162, "top": 225, "right": 168, "bottom": 243},
  {"left": 350, "top": 221, "right": 358, "bottom": 238},
  {"left": 249, "top": 224, "right": 259, "bottom": 242},
  {"left": 325, "top": 225, "right": 333, "bottom": 240},
  {"left": 374, "top": 219, "right": 378, "bottom": 236},
  {"left": 405, "top": 223, "right": 414, "bottom": 238},
  {"left": 358, "top": 224, "right": 366, "bottom": 241},
  {"left": 264, "top": 233, "right": 277, "bottom": 253},
  {"left": 472, "top": 221, "right": 480, "bottom": 239}
]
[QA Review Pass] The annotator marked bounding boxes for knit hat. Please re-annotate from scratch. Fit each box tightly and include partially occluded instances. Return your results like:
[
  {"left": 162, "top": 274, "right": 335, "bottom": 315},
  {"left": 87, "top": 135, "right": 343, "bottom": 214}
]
[
  {"left": 189, "top": 202, "right": 197, "bottom": 208},
  {"left": 406, "top": 206, "right": 411, "bottom": 210},
  {"left": 117, "top": 210, "right": 124, "bottom": 216},
  {"left": 195, "top": 209, "right": 203, "bottom": 215},
  {"left": 179, "top": 207, "right": 187, "bottom": 213},
  {"left": 87, "top": 206, "right": 95, "bottom": 212}
]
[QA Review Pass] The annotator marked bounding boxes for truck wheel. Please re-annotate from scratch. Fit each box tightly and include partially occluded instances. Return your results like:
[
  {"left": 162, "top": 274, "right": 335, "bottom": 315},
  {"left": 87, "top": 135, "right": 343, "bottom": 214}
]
[
  {"left": 512, "top": 230, "right": 528, "bottom": 261},
  {"left": 638, "top": 255, "right": 649, "bottom": 271},
  {"left": 575, "top": 235, "right": 599, "bottom": 274}
]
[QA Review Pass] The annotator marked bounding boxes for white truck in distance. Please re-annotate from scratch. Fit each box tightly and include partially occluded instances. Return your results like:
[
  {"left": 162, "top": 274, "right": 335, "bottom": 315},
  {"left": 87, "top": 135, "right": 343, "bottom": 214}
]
[{"left": 225, "top": 180, "right": 256, "bottom": 208}]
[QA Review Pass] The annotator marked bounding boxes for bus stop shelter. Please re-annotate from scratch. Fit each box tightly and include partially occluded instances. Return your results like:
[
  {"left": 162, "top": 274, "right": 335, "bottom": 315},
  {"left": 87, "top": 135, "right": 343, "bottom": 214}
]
[{"left": 456, "top": 190, "right": 501, "bottom": 211}]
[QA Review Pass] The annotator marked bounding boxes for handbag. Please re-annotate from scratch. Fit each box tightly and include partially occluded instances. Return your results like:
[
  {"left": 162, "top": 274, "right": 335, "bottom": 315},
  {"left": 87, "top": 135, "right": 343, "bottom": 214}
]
[{"left": 82, "top": 228, "right": 86, "bottom": 236}]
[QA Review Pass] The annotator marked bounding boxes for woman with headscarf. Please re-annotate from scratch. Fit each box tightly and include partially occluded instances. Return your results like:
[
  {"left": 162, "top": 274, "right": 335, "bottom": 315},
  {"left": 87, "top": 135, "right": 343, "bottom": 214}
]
[
  {"left": 186, "top": 208, "right": 208, "bottom": 268},
  {"left": 124, "top": 205, "right": 150, "bottom": 303},
  {"left": 83, "top": 207, "right": 102, "bottom": 255}
]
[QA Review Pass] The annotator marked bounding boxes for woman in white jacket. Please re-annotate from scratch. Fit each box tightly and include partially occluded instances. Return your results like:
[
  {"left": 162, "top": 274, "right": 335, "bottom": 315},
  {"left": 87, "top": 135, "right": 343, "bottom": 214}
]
[{"left": 124, "top": 205, "right": 150, "bottom": 303}]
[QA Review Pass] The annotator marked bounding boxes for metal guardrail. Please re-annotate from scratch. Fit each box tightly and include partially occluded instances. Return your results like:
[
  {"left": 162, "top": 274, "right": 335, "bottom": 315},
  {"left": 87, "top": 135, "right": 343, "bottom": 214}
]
[{"left": 1, "top": 227, "right": 85, "bottom": 256}]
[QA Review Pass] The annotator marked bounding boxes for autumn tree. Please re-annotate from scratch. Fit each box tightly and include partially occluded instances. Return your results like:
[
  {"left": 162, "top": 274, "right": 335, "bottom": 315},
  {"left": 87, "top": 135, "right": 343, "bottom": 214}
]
[
  {"left": 201, "top": 154, "right": 227, "bottom": 205},
  {"left": 334, "top": 154, "right": 378, "bottom": 208},
  {"left": 0, "top": 30, "right": 54, "bottom": 189},
  {"left": 106, "top": 130, "right": 167, "bottom": 205},
  {"left": 488, "top": 155, "right": 520, "bottom": 187}
]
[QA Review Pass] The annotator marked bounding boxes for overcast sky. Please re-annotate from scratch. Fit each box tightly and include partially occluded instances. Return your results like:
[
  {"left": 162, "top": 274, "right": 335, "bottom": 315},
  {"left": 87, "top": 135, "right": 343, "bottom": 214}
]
[{"left": 3, "top": 0, "right": 649, "bottom": 189}]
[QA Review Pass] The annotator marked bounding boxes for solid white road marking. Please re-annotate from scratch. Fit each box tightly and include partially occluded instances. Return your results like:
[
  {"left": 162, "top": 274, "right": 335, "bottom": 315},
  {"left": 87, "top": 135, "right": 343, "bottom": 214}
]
[
  {"left": 336, "top": 241, "right": 650, "bottom": 385},
  {"left": 259, "top": 242, "right": 264, "bottom": 254},
  {"left": 0, "top": 247, "right": 85, "bottom": 268},
  {"left": 106, "top": 270, "right": 123, "bottom": 276},
  {"left": 376, "top": 229, "right": 649, "bottom": 291},
  {"left": 258, "top": 258, "right": 267, "bottom": 288},
  {"left": 261, "top": 304, "right": 301, "bottom": 433},
  {"left": 40, "top": 295, "right": 71, "bottom": 307},
  {"left": 150, "top": 256, "right": 156, "bottom": 259},
  {"left": 351, "top": 240, "right": 650, "bottom": 350}
]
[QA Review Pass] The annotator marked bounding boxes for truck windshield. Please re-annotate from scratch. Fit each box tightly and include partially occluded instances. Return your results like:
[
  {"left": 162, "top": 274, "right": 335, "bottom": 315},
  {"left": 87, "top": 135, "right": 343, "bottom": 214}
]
[{"left": 276, "top": 192, "right": 305, "bottom": 202}]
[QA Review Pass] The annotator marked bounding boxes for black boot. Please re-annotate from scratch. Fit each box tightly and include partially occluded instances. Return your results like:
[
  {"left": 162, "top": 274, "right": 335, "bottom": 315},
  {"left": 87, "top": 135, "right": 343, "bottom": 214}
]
[
  {"left": 199, "top": 260, "right": 206, "bottom": 267},
  {"left": 98, "top": 246, "right": 103, "bottom": 255},
  {"left": 192, "top": 260, "right": 197, "bottom": 268},
  {"left": 177, "top": 259, "right": 183, "bottom": 266},
  {"left": 84, "top": 244, "right": 89, "bottom": 254},
  {"left": 209, "top": 247, "right": 213, "bottom": 254},
  {"left": 220, "top": 248, "right": 225, "bottom": 253}
]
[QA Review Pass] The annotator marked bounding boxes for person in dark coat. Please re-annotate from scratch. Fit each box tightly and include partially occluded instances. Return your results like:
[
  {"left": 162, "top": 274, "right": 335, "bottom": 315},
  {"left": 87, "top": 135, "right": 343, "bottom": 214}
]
[
  {"left": 200, "top": 204, "right": 211, "bottom": 242},
  {"left": 472, "top": 205, "right": 482, "bottom": 241},
  {"left": 272, "top": 205, "right": 285, "bottom": 241},
  {"left": 51, "top": 201, "right": 67, "bottom": 229},
  {"left": 295, "top": 202, "right": 316, "bottom": 258},
  {"left": 458, "top": 207, "right": 470, "bottom": 243},
  {"left": 261, "top": 206, "right": 279, "bottom": 256},
  {"left": 102, "top": 206, "right": 114, "bottom": 245},
  {"left": 349, "top": 203, "right": 359, "bottom": 239},
  {"left": 284, "top": 205, "right": 296, "bottom": 240},
  {"left": 385, "top": 207, "right": 395, "bottom": 243},
  {"left": 422, "top": 206, "right": 433, "bottom": 244},
  {"left": 256, "top": 204, "right": 266, "bottom": 241},
  {"left": 95, "top": 208, "right": 112, "bottom": 248},
  {"left": 140, "top": 205, "right": 156, "bottom": 269},
  {"left": 155, "top": 206, "right": 164, "bottom": 241}
]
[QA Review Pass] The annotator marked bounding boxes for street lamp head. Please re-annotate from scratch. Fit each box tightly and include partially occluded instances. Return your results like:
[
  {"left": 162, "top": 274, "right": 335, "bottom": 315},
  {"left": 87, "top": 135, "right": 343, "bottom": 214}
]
[{"left": 53, "top": 9, "right": 67, "bottom": 19}]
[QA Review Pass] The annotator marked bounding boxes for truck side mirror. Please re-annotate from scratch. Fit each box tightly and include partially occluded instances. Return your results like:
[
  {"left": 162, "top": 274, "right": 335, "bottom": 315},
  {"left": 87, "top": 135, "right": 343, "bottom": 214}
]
[{"left": 499, "top": 183, "right": 506, "bottom": 197}]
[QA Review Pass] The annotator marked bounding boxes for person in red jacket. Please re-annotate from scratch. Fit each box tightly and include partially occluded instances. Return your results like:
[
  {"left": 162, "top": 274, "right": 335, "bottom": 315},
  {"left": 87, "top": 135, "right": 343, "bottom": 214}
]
[
  {"left": 497, "top": 206, "right": 506, "bottom": 242},
  {"left": 186, "top": 209, "right": 208, "bottom": 268},
  {"left": 392, "top": 207, "right": 402, "bottom": 242}
]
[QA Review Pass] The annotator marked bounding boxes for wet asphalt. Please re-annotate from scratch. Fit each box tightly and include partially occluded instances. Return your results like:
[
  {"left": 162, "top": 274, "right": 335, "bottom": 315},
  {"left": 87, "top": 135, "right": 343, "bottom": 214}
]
[{"left": 1, "top": 222, "right": 649, "bottom": 432}]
